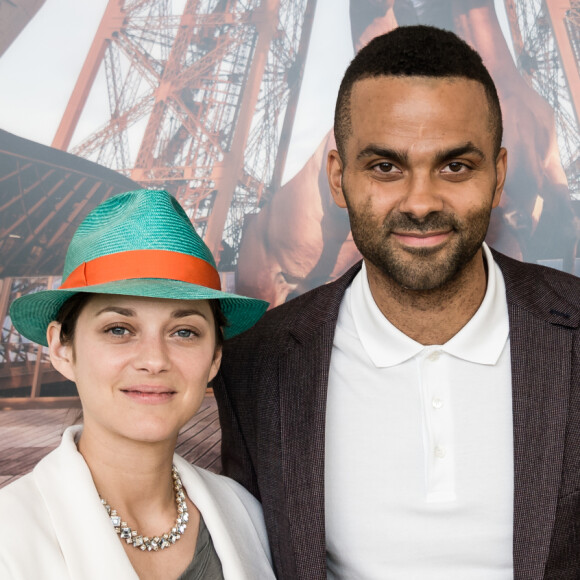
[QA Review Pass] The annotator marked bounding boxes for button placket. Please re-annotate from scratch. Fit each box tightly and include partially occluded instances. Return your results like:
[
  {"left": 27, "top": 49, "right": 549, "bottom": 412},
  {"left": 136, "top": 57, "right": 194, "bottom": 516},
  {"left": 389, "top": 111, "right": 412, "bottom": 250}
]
[{"left": 420, "top": 348, "right": 455, "bottom": 502}]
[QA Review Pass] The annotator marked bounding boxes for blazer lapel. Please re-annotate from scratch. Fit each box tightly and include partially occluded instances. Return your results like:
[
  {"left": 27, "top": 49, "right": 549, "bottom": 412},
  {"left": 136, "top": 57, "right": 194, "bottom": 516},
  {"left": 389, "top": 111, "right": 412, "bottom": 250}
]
[
  {"left": 34, "top": 427, "right": 138, "bottom": 580},
  {"left": 173, "top": 456, "right": 276, "bottom": 579},
  {"left": 277, "top": 263, "right": 361, "bottom": 580}
]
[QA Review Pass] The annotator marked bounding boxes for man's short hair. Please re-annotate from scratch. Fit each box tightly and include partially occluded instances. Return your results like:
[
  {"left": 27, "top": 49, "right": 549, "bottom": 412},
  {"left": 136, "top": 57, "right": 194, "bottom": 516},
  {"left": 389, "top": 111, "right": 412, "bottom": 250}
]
[{"left": 334, "top": 25, "right": 503, "bottom": 160}]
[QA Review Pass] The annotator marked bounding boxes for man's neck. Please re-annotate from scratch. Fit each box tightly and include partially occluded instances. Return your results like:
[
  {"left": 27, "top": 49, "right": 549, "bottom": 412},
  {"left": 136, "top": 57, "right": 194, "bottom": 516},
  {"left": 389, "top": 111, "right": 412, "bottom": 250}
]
[{"left": 365, "top": 250, "right": 489, "bottom": 345}]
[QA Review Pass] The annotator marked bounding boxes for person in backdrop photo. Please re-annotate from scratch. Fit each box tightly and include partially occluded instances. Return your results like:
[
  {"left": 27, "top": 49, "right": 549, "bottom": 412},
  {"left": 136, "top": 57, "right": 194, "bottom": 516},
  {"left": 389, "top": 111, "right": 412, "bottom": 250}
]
[
  {"left": 0, "top": 189, "right": 274, "bottom": 580},
  {"left": 213, "top": 25, "right": 580, "bottom": 579}
]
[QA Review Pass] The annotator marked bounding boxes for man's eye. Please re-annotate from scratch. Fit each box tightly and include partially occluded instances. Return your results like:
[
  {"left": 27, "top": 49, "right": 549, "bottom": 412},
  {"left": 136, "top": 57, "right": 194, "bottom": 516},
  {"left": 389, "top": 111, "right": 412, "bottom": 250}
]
[
  {"left": 444, "top": 162, "right": 467, "bottom": 173},
  {"left": 374, "top": 162, "right": 395, "bottom": 173}
]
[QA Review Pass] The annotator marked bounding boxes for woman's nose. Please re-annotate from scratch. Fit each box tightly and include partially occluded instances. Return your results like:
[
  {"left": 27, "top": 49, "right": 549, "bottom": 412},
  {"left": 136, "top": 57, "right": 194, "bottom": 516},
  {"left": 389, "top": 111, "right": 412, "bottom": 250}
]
[{"left": 133, "top": 334, "right": 171, "bottom": 373}]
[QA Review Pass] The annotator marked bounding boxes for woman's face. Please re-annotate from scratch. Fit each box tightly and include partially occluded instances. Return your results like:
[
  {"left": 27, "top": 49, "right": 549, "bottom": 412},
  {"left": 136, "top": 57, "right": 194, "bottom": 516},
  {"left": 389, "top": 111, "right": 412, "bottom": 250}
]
[{"left": 47, "top": 294, "right": 222, "bottom": 446}]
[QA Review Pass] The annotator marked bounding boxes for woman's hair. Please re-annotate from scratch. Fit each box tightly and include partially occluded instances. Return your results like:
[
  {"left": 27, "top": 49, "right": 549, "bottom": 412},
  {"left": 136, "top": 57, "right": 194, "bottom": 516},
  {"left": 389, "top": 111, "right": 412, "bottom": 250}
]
[
  {"left": 209, "top": 300, "right": 226, "bottom": 347},
  {"left": 55, "top": 293, "right": 92, "bottom": 346},
  {"left": 55, "top": 293, "right": 227, "bottom": 348}
]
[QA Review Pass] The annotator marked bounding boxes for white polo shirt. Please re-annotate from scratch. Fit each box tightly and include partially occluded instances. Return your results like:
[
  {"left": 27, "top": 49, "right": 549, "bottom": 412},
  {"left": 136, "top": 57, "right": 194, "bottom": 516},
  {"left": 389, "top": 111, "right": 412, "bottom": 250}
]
[{"left": 325, "top": 243, "right": 513, "bottom": 579}]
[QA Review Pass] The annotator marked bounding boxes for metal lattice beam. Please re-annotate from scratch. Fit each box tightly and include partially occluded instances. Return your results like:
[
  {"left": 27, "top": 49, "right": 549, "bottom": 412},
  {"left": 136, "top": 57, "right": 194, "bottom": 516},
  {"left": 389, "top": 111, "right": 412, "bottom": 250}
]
[{"left": 51, "top": 0, "right": 318, "bottom": 263}]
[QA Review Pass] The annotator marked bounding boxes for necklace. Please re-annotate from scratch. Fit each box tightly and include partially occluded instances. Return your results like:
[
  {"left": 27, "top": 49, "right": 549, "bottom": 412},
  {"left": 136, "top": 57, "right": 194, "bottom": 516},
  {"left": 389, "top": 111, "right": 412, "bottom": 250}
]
[{"left": 100, "top": 465, "right": 189, "bottom": 552}]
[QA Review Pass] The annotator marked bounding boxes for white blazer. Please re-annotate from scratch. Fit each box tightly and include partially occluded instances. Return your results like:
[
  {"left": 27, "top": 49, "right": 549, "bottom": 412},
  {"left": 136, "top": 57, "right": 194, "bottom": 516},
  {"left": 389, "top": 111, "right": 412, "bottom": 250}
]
[{"left": 0, "top": 427, "right": 275, "bottom": 579}]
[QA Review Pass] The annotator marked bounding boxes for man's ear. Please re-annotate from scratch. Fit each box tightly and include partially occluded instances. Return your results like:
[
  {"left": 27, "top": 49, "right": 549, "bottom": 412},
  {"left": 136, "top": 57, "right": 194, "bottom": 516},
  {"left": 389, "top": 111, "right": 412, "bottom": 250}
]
[
  {"left": 47, "top": 322, "right": 76, "bottom": 382},
  {"left": 327, "top": 149, "right": 348, "bottom": 209},
  {"left": 492, "top": 147, "right": 508, "bottom": 208}
]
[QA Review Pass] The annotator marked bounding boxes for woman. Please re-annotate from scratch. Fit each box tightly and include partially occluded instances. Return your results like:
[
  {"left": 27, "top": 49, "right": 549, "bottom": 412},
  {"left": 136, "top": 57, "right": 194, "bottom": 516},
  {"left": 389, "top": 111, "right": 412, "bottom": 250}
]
[{"left": 0, "top": 189, "right": 273, "bottom": 579}]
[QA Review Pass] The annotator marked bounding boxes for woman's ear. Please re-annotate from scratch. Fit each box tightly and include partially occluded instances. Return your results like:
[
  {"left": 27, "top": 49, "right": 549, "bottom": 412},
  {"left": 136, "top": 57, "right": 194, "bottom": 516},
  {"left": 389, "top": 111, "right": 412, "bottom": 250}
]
[
  {"left": 46, "top": 322, "right": 76, "bottom": 382},
  {"left": 208, "top": 345, "right": 223, "bottom": 383}
]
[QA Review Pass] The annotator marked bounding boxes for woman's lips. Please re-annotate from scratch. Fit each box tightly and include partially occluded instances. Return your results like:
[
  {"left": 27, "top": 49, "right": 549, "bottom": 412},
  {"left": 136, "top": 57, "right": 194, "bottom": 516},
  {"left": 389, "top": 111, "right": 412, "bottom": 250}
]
[{"left": 121, "top": 386, "right": 176, "bottom": 403}]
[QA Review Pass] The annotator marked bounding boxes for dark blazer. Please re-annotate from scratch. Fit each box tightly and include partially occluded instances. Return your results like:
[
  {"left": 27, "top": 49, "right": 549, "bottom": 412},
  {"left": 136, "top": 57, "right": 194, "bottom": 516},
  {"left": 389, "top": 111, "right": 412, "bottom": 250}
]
[{"left": 213, "top": 250, "right": 580, "bottom": 580}]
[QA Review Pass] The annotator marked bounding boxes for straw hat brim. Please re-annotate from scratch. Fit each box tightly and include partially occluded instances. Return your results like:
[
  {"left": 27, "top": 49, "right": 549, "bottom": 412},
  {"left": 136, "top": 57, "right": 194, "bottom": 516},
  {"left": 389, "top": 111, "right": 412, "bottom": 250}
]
[{"left": 10, "top": 278, "right": 269, "bottom": 346}]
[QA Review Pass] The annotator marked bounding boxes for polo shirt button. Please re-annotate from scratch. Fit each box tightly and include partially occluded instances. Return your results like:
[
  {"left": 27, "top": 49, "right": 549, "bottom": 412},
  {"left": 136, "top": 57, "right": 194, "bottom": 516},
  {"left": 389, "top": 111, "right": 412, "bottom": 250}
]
[
  {"left": 434, "top": 445, "right": 446, "bottom": 458},
  {"left": 428, "top": 351, "right": 441, "bottom": 362},
  {"left": 432, "top": 398, "right": 443, "bottom": 409}
]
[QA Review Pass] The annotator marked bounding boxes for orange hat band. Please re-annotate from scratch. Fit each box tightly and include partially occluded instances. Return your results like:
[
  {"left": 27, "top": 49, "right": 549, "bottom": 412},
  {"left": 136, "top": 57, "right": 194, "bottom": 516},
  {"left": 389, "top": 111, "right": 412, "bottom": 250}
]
[{"left": 59, "top": 249, "right": 221, "bottom": 291}]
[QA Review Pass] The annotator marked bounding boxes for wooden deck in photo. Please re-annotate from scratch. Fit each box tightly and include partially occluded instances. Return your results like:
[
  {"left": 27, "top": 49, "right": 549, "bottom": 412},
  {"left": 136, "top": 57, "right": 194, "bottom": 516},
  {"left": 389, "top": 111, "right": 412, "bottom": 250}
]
[{"left": 0, "top": 395, "right": 222, "bottom": 490}]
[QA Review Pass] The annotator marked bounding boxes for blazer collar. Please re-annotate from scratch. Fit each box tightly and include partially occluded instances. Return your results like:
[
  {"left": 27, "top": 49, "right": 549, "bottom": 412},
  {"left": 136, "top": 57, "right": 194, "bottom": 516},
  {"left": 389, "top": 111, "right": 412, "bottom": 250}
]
[{"left": 286, "top": 261, "right": 362, "bottom": 344}]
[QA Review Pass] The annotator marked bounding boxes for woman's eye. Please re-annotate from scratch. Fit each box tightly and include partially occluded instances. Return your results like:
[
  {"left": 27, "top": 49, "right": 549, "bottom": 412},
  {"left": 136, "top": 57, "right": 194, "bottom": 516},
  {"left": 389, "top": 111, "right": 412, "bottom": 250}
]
[
  {"left": 174, "top": 329, "right": 198, "bottom": 338},
  {"left": 107, "top": 326, "right": 129, "bottom": 336}
]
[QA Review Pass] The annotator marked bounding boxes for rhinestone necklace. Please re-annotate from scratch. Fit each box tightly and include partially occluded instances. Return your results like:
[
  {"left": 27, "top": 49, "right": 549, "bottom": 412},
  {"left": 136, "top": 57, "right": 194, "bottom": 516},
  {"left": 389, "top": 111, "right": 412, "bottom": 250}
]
[{"left": 100, "top": 465, "right": 189, "bottom": 552}]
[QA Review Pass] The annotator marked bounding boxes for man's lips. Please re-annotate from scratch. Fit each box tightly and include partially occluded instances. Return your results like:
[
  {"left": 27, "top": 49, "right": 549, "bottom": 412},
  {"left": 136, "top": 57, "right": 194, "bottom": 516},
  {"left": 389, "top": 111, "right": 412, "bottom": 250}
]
[
  {"left": 121, "top": 386, "right": 176, "bottom": 403},
  {"left": 391, "top": 230, "right": 452, "bottom": 247}
]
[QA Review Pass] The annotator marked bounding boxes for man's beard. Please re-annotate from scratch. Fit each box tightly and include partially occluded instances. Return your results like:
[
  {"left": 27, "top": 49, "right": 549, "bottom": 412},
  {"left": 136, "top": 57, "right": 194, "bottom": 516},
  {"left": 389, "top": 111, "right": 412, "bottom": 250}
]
[{"left": 347, "top": 199, "right": 493, "bottom": 292}]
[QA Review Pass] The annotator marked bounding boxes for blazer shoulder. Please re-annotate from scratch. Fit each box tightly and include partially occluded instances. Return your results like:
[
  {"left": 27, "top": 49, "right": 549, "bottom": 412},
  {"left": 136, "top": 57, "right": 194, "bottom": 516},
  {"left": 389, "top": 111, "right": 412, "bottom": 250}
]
[
  {"left": 492, "top": 249, "right": 580, "bottom": 327},
  {"left": 0, "top": 472, "right": 40, "bottom": 525},
  {"left": 0, "top": 473, "right": 61, "bottom": 575},
  {"left": 226, "top": 261, "right": 363, "bottom": 347}
]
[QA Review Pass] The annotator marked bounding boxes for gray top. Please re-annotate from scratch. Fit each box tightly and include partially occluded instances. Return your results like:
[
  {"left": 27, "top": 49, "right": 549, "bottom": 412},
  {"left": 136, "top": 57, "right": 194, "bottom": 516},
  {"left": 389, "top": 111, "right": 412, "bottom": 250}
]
[{"left": 177, "top": 515, "right": 224, "bottom": 580}]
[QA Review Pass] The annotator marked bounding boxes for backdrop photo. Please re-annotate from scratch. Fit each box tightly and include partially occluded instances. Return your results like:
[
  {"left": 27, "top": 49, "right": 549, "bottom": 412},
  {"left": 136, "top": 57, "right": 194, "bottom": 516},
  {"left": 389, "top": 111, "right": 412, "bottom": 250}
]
[{"left": 0, "top": 0, "right": 578, "bottom": 482}]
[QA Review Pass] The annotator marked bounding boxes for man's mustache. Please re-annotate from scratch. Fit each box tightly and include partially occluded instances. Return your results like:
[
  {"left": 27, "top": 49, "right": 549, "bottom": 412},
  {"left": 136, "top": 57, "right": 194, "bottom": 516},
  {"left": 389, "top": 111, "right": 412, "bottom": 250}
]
[{"left": 383, "top": 212, "right": 459, "bottom": 233}]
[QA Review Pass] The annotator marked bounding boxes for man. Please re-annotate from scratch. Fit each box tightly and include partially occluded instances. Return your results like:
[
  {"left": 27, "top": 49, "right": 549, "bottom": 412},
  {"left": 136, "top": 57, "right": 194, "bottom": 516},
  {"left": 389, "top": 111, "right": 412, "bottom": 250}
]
[{"left": 213, "top": 26, "right": 580, "bottom": 579}]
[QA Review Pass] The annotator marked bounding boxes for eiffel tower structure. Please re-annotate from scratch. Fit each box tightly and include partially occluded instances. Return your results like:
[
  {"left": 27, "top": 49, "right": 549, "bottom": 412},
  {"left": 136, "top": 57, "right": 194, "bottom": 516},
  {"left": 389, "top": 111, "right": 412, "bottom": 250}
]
[
  {"left": 52, "top": 0, "right": 317, "bottom": 264},
  {"left": 506, "top": 0, "right": 580, "bottom": 197}
]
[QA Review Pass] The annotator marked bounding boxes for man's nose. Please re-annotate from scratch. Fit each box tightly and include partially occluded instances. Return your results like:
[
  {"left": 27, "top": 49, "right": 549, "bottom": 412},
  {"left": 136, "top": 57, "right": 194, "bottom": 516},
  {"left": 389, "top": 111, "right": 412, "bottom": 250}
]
[{"left": 397, "top": 173, "right": 444, "bottom": 219}]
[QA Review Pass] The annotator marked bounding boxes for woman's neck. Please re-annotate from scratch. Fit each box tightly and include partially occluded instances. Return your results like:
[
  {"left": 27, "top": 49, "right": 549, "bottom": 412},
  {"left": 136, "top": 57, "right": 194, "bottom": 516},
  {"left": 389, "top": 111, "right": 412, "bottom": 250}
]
[{"left": 77, "top": 423, "right": 178, "bottom": 531}]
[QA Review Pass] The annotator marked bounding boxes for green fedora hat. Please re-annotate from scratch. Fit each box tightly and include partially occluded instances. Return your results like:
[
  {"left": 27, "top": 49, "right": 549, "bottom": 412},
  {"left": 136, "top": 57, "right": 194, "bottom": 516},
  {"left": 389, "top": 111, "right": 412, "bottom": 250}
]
[{"left": 10, "top": 189, "right": 268, "bottom": 345}]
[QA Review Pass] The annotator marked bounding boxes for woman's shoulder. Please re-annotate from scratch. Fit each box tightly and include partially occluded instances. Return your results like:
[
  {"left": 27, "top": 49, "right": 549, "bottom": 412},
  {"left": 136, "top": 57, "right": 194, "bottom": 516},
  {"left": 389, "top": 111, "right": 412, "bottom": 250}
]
[
  {"left": 0, "top": 432, "right": 81, "bottom": 544},
  {"left": 0, "top": 471, "right": 62, "bottom": 575},
  {"left": 0, "top": 471, "right": 37, "bottom": 513},
  {"left": 0, "top": 428, "right": 77, "bottom": 516},
  {"left": 0, "top": 449, "right": 65, "bottom": 538},
  {"left": 0, "top": 469, "right": 48, "bottom": 519}
]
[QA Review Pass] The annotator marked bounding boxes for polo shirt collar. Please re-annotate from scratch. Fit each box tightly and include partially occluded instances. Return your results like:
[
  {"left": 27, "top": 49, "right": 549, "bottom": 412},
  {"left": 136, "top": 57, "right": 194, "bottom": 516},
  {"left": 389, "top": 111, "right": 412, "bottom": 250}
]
[{"left": 350, "top": 243, "right": 509, "bottom": 368}]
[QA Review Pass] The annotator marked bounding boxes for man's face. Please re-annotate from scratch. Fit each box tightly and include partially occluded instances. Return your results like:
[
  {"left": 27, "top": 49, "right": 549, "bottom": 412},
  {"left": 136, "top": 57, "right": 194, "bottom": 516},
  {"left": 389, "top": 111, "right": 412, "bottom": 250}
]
[{"left": 327, "top": 76, "right": 507, "bottom": 291}]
